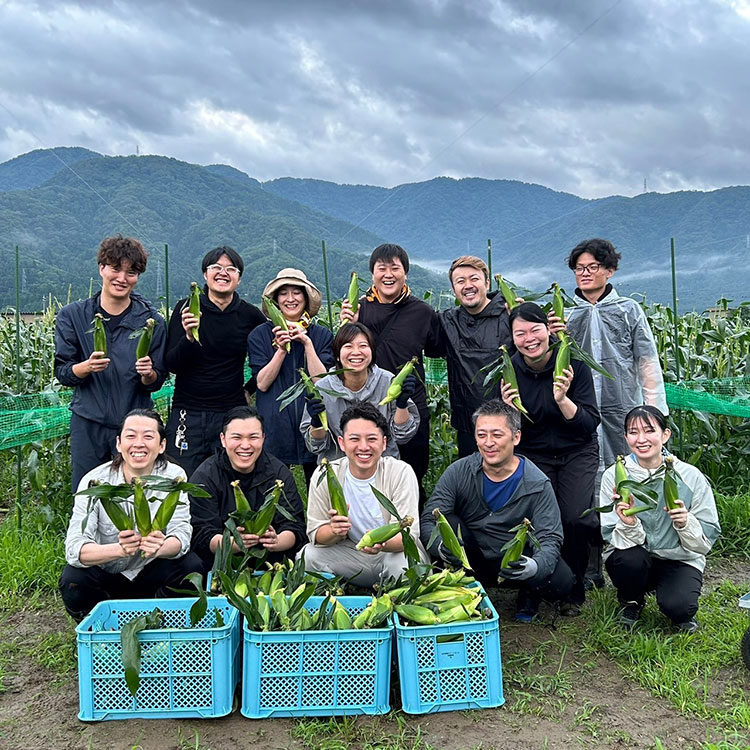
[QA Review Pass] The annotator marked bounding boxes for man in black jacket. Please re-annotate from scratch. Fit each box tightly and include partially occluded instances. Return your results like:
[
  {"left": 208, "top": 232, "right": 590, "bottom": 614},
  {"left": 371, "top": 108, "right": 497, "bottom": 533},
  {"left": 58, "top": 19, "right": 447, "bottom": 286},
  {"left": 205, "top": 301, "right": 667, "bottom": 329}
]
[
  {"left": 434, "top": 255, "right": 515, "bottom": 458},
  {"left": 54, "top": 235, "right": 167, "bottom": 489},
  {"left": 340, "top": 243, "right": 441, "bottom": 507},
  {"left": 165, "top": 246, "right": 265, "bottom": 476},
  {"left": 188, "top": 405, "right": 307, "bottom": 574},
  {"left": 421, "top": 399, "right": 574, "bottom": 621}
]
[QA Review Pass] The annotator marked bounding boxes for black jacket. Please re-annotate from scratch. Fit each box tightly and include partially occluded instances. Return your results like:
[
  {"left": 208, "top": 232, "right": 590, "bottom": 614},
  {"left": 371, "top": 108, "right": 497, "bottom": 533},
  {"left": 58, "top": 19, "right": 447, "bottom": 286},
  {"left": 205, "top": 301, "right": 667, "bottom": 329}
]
[
  {"left": 188, "top": 449, "right": 307, "bottom": 565},
  {"left": 511, "top": 347, "right": 600, "bottom": 457},
  {"left": 54, "top": 292, "right": 167, "bottom": 428},
  {"left": 421, "top": 452, "right": 563, "bottom": 579},
  {"left": 165, "top": 290, "right": 265, "bottom": 411},
  {"left": 358, "top": 293, "right": 442, "bottom": 416},
  {"left": 435, "top": 291, "right": 513, "bottom": 433}
]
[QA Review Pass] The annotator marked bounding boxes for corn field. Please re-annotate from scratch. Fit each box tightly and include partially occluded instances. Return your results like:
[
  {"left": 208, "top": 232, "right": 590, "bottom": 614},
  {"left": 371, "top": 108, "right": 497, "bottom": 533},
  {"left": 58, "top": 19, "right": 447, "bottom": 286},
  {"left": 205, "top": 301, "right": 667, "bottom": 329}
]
[{"left": 0, "top": 298, "right": 749, "bottom": 516}]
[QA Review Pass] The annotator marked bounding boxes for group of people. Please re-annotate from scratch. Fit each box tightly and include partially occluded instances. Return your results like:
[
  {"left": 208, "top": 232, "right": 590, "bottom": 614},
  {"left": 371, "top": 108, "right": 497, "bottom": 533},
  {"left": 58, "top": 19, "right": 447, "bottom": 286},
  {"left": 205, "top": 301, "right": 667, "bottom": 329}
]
[{"left": 57, "top": 235, "right": 720, "bottom": 633}]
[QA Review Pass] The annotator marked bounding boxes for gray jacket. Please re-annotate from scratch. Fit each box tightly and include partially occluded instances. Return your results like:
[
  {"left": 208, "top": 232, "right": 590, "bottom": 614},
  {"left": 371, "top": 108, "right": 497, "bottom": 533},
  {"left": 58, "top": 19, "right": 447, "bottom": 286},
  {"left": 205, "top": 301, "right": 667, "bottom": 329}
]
[
  {"left": 299, "top": 365, "right": 420, "bottom": 462},
  {"left": 421, "top": 452, "right": 563, "bottom": 580}
]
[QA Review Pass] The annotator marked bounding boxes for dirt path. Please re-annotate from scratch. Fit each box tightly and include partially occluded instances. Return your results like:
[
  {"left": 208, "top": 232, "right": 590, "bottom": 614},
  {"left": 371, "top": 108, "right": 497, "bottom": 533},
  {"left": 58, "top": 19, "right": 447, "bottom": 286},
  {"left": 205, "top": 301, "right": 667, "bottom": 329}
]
[{"left": 1, "top": 561, "right": 749, "bottom": 750}]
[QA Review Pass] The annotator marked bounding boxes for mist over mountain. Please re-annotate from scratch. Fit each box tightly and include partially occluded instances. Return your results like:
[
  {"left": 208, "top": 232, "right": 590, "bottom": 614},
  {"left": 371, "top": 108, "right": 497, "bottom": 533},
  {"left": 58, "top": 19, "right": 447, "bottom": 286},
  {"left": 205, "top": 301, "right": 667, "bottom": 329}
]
[{"left": 1, "top": 148, "right": 747, "bottom": 312}]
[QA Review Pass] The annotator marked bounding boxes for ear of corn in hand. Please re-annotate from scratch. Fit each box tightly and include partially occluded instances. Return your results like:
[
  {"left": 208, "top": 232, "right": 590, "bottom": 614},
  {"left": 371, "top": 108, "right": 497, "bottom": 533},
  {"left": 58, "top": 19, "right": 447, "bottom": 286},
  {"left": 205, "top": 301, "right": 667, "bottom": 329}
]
[
  {"left": 322, "top": 458, "right": 347, "bottom": 516},
  {"left": 431, "top": 508, "right": 472, "bottom": 569},
  {"left": 263, "top": 295, "right": 290, "bottom": 352},
  {"left": 93, "top": 313, "right": 107, "bottom": 355},
  {"left": 553, "top": 336, "right": 571, "bottom": 379},
  {"left": 499, "top": 345, "right": 532, "bottom": 419},
  {"left": 379, "top": 356, "right": 418, "bottom": 405},
  {"left": 356, "top": 517, "right": 413, "bottom": 549},
  {"left": 500, "top": 517, "right": 532, "bottom": 570},
  {"left": 663, "top": 456, "right": 680, "bottom": 510},
  {"left": 135, "top": 318, "right": 155, "bottom": 359},
  {"left": 188, "top": 282, "right": 202, "bottom": 344},
  {"left": 299, "top": 369, "right": 329, "bottom": 432},
  {"left": 495, "top": 274, "right": 519, "bottom": 310},
  {"left": 347, "top": 272, "right": 359, "bottom": 314}
]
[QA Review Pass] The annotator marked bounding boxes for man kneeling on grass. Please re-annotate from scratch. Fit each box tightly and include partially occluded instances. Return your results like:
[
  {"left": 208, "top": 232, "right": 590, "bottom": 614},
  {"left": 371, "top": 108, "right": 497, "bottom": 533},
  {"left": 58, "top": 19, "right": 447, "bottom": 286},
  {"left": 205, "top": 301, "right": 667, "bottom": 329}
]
[
  {"left": 300, "top": 402, "right": 428, "bottom": 586},
  {"left": 420, "top": 399, "right": 574, "bottom": 622}
]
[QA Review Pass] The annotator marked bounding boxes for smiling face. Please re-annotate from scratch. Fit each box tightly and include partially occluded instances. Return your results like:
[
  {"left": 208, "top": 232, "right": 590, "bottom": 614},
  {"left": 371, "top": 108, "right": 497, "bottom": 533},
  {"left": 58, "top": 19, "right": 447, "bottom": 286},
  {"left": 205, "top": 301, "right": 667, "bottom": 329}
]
[
  {"left": 204, "top": 253, "right": 241, "bottom": 297},
  {"left": 221, "top": 417, "right": 265, "bottom": 473},
  {"left": 275, "top": 284, "right": 307, "bottom": 322},
  {"left": 337, "top": 417, "right": 387, "bottom": 478},
  {"left": 450, "top": 265, "right": 490, "bottom": 314},
  {"left": 573, "top": 251, "right": 614, "bottom": 300},
  {"left": 116, "top": 415, "right": 166, "bottom": 476},
  {"left": 338, "top": 332, "right": 373, "bottom": 373},
  {"left": 625, "top": 416, "right": 670, "bottom": 468},
  {"left": 511, "top": 317, "right": 551, "bottom": 365},
  {"left": 372, "top": 257, "right": 407, "bottom": 303},
  {"left": 99, "top": 260, "right": 139, "bottom": 302},
  {"left": 475, "top": 414, "right": 520, "bottom": 472}
]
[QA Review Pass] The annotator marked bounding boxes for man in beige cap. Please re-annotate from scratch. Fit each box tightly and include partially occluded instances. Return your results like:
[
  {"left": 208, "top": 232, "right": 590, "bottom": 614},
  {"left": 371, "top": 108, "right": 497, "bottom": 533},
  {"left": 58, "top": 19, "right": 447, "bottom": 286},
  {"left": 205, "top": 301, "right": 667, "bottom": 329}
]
[
  {"left": 248, "top": 268, "right": 334, "bottom": 484},
  {"left": 165, "top": 246, "right": 265, "bottom": 476}
]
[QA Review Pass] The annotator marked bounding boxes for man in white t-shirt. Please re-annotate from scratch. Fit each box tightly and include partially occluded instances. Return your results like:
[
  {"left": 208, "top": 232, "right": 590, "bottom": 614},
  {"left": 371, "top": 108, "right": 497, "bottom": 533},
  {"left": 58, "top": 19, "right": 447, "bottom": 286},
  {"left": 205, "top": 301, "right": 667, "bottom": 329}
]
[{"left": 300, "top": 402, "right": 427, "bottom": 586}]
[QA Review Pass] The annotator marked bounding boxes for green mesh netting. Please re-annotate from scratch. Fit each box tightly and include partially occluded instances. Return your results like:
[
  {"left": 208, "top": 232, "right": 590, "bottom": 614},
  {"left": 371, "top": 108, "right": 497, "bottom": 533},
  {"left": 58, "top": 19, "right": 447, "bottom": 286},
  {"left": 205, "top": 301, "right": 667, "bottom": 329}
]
[
  {"left": 665, "top": 378, "right": 750, "bottom": 418},
  {"left": 0, "top": 383, "right": 174, "bottom": 451},
  {"left": 0, "top": 369, "right": 747, "bottom": 452}
]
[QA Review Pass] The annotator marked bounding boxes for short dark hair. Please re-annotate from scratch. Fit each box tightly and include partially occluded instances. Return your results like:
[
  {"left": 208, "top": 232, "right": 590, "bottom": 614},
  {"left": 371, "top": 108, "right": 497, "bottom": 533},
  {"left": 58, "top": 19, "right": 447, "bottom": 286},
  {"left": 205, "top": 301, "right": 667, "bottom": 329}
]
[
  {"left": 567, "top": 238, "right": 621, "bottom": 271},
  {"left": 201, "top": 246, "right": 244, "bottom": 277},
  {"left": 509, "top": 301, "right": 548, "bottom": 330},
  {"left": 221, "top": 405, "right": 264, "bottom": 434},
  {"left": 112, "top": 408, "right": 167, "bottom": 470},
  {"left": 97, "top": 235, "right": 148, "bottom": 274},
  {"left": 340, "top": 402, "right": 391, "bottom": 440},
  {"left": 333, "top": 322, "right": 376, "bottom": 370},
  {"left": 624, "top": 405, "right": 668, "bottom": 433},
  {"left": 369, "top": 243, "right": 410, "bottom": 274},
  {"left": 472, "top": 399, "right": 522, "bottom": 433}
]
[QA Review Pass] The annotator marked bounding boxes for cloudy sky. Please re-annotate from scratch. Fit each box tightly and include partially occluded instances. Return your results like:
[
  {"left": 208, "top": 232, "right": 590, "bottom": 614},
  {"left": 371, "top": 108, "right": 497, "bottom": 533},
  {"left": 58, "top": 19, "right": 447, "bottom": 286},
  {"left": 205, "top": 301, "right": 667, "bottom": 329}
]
[{"left": 1, "top": 0, "right": 749, "bottom": 198}]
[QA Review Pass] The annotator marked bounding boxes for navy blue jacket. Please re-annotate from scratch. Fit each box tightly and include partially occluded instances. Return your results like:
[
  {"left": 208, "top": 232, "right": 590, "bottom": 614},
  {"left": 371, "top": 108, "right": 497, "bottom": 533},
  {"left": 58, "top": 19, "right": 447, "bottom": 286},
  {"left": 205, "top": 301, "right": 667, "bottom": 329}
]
[
  {"left": 248, "top": 322, "right": 334, "bottom": 464},
  {"left": 54, "top": 292, "right": 167, "bottom": 428}
]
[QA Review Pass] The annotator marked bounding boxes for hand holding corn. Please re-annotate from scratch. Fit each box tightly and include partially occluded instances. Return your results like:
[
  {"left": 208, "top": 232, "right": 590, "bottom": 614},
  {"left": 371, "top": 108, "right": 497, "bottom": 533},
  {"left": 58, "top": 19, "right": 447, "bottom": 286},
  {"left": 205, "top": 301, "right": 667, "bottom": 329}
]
[
  {"left": 394, "top": 374, "right": 417, "bottom": 409},
  {"left": 78, "top": 350, "right": 111, "bottom": 376},
  {"left": 340, "top": 297, "right": 359, "bottom": 324},
  {"left": 552, "top": 365, "right": 574, "bottom": 403},
  {"left": 327, "top": 507, "right": 351, "bottom": 538},
  {"left": 138, "top": 529, "right": 167, "bottom": 558},
  {"left": 498, "top": 554, "right": 538, "bottom": 581},
  {"left": 180, "top": 300, "right": 201, "bottom": 342},
  {"left": 134, "top": 355, "right": 156, "bottom": 384},
  {"left": 306, "top": 393, "right": 327, "bottom": 430},
  {"left": 118, "top": 529, "right": 142, "bottom": 557}
]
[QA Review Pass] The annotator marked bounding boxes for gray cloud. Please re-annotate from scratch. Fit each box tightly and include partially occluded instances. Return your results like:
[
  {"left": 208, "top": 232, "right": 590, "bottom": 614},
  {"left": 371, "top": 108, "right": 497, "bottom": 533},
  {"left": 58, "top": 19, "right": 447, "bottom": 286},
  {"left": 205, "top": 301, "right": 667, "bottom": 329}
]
[{"left": 1, "top": 0, "right": 749, "bottom": 197}]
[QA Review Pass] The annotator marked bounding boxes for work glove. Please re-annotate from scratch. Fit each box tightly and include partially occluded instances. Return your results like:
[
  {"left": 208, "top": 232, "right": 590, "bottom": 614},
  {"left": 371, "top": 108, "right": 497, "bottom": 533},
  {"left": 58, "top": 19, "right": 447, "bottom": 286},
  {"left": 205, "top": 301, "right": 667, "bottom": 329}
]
[
  {"left": 395, "top": 374, "right": 417, "bottom": 409},
  {"left": 498, "top": 555, "right": 538, "bottom": 581},
  {"left": 305, "top": 393, "right": 326, "bottom": 428},
  {"left": 437, "top": 541, "right": 462, "bottom": 568}
]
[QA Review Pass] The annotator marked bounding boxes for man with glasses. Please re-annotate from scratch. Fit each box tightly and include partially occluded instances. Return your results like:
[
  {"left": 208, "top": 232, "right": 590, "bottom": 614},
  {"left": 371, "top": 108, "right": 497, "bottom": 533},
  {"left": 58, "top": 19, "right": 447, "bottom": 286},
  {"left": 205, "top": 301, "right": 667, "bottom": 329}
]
[
  {"left": 165, "top": 246, "right": 265, "bottom": 475},
  {"left": 55, "top": 235, "right": 168, "bottom": 490},
  {"left": 560, "top": 238, "right": 667, "bottom": 588}
]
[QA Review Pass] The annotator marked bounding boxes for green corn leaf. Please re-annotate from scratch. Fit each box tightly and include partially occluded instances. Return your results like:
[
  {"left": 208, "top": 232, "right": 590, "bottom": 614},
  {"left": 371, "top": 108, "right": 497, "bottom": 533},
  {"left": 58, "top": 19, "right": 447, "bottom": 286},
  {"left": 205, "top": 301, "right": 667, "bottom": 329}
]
[
  {"left": 121, "top": 608, "right": 163, "bottom": 697},
  {"left": 370, "top": 485, "right": 401, "bottom": 522}
]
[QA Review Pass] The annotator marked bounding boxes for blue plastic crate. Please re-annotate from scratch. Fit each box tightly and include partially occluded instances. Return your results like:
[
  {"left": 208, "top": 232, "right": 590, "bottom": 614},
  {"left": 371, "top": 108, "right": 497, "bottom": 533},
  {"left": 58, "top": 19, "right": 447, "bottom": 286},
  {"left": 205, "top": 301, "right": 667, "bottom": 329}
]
[
  {"left": 241, "top": 595, "right": 392, "bottom": 718},
  {"left": 76, "top": 597, "right": 240, "bottom": 721},
  {"left": 394, "top": 595, "right": 504, "bottom": 714}
]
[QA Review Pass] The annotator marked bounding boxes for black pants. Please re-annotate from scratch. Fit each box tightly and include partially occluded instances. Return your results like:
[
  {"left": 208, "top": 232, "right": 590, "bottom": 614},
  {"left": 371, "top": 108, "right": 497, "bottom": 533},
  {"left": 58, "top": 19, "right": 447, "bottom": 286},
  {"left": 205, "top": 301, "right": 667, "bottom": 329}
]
[
  {"left": 526, "top": 443, "right": 599, "bottom": 605},
  {"left": 605, "top": 547, "right": 702, "bottom": 624},
  {"left": 398, "top": 412, "right": 430, "bottom": 509},
  {"left": 165, "top": 408, "right": 225, "bottom": 477},
  {"left": 59, "top": 552, "right": 204, "bottom": 623},
  {"left": 70, "top": 414, "right": 119, "bottom": 491}
]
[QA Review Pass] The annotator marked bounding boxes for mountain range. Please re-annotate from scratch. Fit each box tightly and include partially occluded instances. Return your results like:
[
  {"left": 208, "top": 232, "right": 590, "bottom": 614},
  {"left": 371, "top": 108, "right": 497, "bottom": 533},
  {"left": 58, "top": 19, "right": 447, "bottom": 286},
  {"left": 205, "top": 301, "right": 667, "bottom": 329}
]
[{"left": 0, "top": 147, "right": 748, "bottom": 312}]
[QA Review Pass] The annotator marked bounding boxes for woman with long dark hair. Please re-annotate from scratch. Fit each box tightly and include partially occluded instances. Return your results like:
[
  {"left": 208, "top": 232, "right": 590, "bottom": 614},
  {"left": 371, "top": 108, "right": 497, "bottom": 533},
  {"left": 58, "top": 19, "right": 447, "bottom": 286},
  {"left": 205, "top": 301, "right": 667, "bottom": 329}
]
[
  {"left": 59, "top": 408, "right": 202, "bottom": 622},
  {"left": 501, "top": 302, "right": 600, "bottom": 616}
]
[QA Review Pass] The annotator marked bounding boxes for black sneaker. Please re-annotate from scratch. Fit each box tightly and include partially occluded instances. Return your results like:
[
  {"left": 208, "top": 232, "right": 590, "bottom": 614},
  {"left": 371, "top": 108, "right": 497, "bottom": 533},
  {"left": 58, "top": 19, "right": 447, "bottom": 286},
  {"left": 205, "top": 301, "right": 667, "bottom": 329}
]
[
  {"left": 617, "top": 601, "right": 643, "bottom": 628},
  {"left": 559, "top": 602, "right": 582, "bottom": 617},
  {"left": 676, "top": 619, "right": 698, "bottom": 634},
  {"left": 514, "top": 590, "right": 540, "bottom": 622}
]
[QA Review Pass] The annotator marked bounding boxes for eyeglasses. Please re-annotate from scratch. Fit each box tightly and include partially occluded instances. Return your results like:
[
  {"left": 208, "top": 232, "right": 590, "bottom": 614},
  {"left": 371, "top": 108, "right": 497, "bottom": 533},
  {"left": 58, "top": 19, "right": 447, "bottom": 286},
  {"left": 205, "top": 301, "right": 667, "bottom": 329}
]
[
  {"left": 574, "top": 263, "right": 602, "bottom": 275},
  {"left": 207, "top": 263, "right": 240, "bottom": 275}
]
